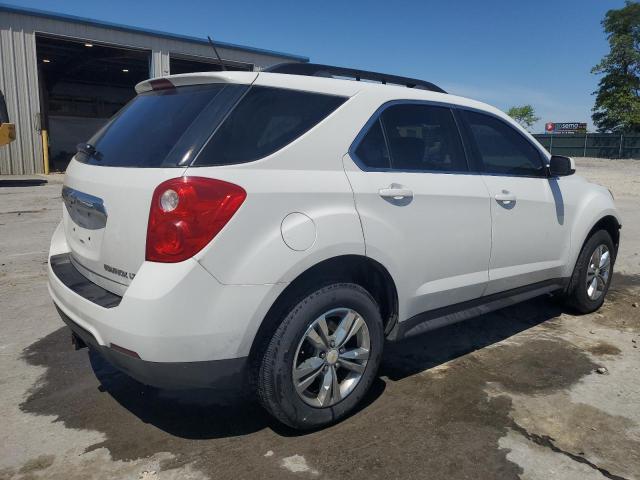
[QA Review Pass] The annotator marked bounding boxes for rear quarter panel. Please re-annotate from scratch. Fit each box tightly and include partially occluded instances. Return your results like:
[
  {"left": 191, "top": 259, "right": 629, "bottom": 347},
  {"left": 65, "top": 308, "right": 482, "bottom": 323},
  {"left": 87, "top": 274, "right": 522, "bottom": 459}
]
[{"left": 190, "top": 90, "right": 369, "bottom": 285}]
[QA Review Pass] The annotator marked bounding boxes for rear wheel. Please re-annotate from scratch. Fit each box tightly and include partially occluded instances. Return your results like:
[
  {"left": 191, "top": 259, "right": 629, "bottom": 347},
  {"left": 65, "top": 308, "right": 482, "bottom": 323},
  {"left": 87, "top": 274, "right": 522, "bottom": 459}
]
[
  {"left": 257, "top": 283, "right": 384, "bottom": 429},
  {"left": 566, "top": 230, "right": 615, "bottom": 313}
]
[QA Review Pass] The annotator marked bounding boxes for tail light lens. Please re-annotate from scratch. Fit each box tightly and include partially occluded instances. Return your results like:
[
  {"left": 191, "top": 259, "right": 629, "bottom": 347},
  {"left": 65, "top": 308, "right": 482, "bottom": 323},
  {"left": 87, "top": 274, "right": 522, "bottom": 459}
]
[{"left": 146, "top": 177, "right": 246, "bottom": 263}]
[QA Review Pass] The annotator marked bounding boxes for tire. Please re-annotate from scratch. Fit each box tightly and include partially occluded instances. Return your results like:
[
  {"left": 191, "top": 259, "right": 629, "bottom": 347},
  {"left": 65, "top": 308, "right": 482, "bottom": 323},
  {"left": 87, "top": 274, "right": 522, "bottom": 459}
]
[
  {"left": 257, "top": 283, "right": 384, "bottom": 430},
  {"left": 565, "top": 230, "right": 615, "bottom": 314}
]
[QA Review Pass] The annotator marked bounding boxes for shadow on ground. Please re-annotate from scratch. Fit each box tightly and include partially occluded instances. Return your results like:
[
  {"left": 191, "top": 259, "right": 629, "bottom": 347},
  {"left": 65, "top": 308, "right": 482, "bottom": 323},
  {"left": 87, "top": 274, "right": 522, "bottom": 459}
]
[
  {"left": 382, "top": 295, "right": 564, "bottom": 382},
  {"left": 22, "top": 291, "right": 569, "bottom": 442},
  {"left": 0, "top": 179, "right": 47, "bottom": 188}
]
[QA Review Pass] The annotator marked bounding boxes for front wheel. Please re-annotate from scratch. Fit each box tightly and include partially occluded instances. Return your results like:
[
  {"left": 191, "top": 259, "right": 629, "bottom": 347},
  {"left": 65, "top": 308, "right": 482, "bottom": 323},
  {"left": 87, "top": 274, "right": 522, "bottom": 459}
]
[
  {"left": 566, "top": 230, "right": 615, "bottom": 314},
  {"left": 257, "top": 283, "right": 384, "bottom": 430}
]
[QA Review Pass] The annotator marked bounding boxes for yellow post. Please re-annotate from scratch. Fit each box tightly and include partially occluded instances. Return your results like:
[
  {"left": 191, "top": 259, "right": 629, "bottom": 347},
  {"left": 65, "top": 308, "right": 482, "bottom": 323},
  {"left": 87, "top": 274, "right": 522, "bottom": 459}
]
[{"left": 42, "top": 129, "right": 50, "bottom": 175}]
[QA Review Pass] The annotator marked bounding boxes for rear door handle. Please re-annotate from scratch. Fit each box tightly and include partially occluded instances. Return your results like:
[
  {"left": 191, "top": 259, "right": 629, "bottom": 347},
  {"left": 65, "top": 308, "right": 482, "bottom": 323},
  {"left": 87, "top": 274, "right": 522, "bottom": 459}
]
[
  {"left": 495, "top": 191, "right": 517, "bottom": 206},
  {"left": 378, "top": 186, "right": 414, "bottom": 200}
]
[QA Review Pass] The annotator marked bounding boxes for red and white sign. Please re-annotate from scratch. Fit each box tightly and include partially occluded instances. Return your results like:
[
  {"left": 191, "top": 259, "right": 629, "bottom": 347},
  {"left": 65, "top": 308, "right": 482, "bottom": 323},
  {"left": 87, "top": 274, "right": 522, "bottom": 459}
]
[{"left": 545, "top": 122, "right": 555, "bottom": 132}]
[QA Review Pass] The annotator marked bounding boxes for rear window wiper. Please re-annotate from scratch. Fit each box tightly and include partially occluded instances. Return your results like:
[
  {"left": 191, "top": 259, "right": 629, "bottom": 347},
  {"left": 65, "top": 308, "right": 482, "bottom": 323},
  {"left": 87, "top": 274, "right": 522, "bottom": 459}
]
[{"left": 76, "top": 143, "right": 103, "bottom": 162}]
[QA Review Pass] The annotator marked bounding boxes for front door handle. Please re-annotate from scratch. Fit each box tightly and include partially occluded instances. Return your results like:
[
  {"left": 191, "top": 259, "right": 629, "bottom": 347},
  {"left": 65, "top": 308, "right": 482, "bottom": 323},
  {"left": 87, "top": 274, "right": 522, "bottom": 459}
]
[
  {"left": 495, "top": 190, "right": 517, "bottom": 207},
  {"left": 379, "top": 185, "right": 414, "bottom": 200}
]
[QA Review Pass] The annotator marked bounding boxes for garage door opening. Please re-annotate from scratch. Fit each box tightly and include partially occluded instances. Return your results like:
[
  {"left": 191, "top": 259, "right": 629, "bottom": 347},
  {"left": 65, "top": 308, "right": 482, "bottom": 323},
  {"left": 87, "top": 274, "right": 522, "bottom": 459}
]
[
  {"left": 36, "top": 35, "right": 151, "bottom": 172},
  {"left": 169, "top": 54, "right": 252, "bottom": 75}
]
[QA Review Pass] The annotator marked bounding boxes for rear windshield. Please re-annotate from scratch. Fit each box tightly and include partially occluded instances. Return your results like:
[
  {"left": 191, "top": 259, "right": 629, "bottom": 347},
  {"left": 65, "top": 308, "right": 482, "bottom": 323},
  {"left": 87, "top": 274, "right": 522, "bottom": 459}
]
[
  {"left": 194, "top": 86, "right": 346, "bottom": 166},
  {"left": 77, "top": 84, "right": 246, "bottom": 167},
  {"left": 77, "top": 84, "right": 346, "bottom": 168}
]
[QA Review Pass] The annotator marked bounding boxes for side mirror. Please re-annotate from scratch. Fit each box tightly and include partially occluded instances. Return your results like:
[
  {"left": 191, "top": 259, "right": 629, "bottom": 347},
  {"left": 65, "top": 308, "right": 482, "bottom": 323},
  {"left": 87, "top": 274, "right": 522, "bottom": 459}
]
[{"left": 549, "top": 155, "right": 575, "bottom": 177}]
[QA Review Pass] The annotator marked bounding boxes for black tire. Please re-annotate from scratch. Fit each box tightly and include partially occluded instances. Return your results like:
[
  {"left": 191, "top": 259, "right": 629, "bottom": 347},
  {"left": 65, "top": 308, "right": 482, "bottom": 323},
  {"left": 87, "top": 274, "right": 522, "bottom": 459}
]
[
  {"left": 257, "top": 283, "right": 384, "bottom": 430},
  {"left": 565, "top": 230, "right": 615, "bottom": 314}
]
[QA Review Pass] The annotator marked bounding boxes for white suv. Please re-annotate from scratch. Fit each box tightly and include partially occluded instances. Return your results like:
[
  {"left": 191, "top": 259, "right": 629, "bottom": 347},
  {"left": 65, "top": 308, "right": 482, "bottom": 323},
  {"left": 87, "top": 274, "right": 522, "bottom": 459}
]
[{"left": 48, "top": 63, "right": 621, "bottom": 429}]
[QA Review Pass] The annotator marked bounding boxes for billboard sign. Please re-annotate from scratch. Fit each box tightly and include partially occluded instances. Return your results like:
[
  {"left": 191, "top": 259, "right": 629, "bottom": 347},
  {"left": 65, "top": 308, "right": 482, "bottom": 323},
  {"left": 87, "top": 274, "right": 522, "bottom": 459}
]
[{"left": 544, "top": 122, "right": 587, "bottom": 134}]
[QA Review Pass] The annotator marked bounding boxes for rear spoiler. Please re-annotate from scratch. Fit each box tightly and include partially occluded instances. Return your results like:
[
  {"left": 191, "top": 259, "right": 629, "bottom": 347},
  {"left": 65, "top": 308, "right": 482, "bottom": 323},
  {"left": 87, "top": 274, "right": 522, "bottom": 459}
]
[{"left": 135, "top": 71, "right": 258, "bottom": 94}]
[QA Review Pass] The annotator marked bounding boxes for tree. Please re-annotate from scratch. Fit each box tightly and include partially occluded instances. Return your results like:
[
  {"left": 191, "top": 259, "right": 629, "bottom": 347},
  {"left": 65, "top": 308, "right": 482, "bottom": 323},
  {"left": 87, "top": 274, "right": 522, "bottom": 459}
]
[
  {"left": 592, "top": 1, "right": 640, "bottom": 133},
  {"left": 507, "top": 105, "right": 539, "bottom": 131}
]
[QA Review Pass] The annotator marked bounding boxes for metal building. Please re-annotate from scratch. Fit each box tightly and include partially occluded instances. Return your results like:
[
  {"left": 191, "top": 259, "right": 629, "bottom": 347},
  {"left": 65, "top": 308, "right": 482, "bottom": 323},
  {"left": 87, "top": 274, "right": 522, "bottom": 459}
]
[{"left": 0, "top": 3, "right": 308, "bottom": 175}]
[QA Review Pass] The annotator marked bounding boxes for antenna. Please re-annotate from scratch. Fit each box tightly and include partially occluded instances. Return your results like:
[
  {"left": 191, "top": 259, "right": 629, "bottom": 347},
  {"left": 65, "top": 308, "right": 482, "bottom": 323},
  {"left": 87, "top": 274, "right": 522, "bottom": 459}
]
[{"left": 207, "top": 35, "right": 227, "bottom": 71}]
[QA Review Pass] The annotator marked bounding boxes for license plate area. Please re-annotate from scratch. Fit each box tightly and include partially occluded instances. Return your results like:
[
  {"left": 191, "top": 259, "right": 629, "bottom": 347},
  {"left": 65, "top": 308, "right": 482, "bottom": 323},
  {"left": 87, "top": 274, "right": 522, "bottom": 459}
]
[
  {"left": 62, "top": 186, "right": 107, "bottom": 262},
  {"left": 62, "top": 186, "right": 107, "bottom": 230}
]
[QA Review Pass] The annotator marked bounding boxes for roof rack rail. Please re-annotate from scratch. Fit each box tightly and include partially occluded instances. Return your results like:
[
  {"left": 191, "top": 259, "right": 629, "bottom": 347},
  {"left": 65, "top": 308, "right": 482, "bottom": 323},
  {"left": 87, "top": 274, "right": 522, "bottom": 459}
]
[{"left": 264, "top": 63, "right": 447, "bottom": 94}]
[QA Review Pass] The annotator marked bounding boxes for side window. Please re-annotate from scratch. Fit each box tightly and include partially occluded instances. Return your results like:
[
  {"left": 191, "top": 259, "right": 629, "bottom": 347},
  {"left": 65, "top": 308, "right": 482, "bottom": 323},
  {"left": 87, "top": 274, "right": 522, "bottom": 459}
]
[
  {"left": 354, "top": 119, "right": 391, "bottom": 168},
  {"left": 195, "top": 86, "right": 346, "bottom": 166},
  {"left": 380, "top": 104, "right": 467, "bottom": 171},
  {"left": 463, "top": 110, "right": 545, "bottom": 176}
]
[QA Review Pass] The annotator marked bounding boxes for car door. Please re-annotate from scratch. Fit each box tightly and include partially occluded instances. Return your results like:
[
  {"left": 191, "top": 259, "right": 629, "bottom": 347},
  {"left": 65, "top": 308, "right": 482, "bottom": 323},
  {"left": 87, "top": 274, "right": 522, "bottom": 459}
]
[
  {"left": 343, "top": 102, "right": 492, "bottom": 321},
  {"left": 459, "top": 109, "right": 569, "bottom": 295}
]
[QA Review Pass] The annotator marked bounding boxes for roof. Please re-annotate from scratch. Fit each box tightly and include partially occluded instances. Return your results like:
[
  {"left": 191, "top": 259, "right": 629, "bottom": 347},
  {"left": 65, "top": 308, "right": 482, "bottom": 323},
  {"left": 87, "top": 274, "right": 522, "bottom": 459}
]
[
  {"left": 0, "top": 2, "right": 309, "bottom": 63},
  {"left": 130, "top": 72, "right": 536, "bottom": 148}
]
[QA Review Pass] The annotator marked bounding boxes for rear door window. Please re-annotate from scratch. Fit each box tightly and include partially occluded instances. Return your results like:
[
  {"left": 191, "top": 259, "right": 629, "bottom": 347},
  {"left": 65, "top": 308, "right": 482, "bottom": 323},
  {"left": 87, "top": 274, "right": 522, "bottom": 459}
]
[
  {"left": 194, "top": 86, "right": 346, "bottom": 166},
  {"left": 462, "top": 110, "right": 545, "bottom": 176},
  {"left": 78, "top": 84, "right": 246, "bottom": 168},
  {"left": 380, "top": 104, "right": 467, "bottom": 172}
]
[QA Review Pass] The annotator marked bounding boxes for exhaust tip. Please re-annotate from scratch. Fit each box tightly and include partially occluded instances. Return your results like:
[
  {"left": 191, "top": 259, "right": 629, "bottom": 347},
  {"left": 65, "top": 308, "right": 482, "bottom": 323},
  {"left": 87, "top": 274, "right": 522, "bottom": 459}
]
[{"left": 71, "top": 332, "right": 87, "bottom": 350}]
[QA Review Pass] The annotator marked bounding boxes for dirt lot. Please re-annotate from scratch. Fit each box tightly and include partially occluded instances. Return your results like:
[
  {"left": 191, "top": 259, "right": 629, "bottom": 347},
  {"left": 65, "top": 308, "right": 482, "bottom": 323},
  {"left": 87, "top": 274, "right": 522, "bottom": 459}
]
[{"left": 1, "top": 159, "right": 639, "bottom": 480}]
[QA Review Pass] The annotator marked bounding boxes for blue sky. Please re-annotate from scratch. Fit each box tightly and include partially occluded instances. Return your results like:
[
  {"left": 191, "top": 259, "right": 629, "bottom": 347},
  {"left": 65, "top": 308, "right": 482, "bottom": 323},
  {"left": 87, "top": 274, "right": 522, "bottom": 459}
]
[{"left": 14, "top": 0, "right": 625, "bottom": 132}]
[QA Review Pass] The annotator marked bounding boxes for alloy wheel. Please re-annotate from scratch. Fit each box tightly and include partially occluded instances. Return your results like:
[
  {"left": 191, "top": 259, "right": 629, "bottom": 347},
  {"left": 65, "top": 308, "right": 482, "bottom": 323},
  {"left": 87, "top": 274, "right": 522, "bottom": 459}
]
[
  {"left": 586, "top": 244, "right": 611, "bottom": 301},
  {"left": 292, "top": 307, "right": 370, "bottom": 408}
]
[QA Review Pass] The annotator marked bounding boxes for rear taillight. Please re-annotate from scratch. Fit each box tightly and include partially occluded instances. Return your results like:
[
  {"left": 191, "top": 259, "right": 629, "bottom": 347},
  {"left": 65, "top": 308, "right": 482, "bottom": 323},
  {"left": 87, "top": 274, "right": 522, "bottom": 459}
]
[{"left": 146, "top": 177, "right": 246, "bottom": 263}]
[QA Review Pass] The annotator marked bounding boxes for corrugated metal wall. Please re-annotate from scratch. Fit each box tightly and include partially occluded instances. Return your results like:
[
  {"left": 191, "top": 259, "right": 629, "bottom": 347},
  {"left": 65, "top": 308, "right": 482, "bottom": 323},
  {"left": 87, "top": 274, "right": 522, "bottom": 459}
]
[
  {"left": 0, "top": 10, "right": 302, "bottom": 174},
  {"left": 0, "top": 14, "right": 42, "bottom": 174}
]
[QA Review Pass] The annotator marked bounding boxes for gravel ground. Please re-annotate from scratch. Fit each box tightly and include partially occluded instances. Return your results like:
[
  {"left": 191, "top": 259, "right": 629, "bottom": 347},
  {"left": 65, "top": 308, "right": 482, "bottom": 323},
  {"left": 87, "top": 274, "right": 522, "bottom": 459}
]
[{"left": 0, "top": 159, "right": 639, "bottom": 480}]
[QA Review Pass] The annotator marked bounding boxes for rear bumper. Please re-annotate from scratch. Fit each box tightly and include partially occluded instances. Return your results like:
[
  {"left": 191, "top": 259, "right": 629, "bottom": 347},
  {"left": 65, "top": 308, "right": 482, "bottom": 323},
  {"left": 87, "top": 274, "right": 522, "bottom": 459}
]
[
  {"left": 47, "top": 222, "right": 287, "bottom": 388},
  {"left": 57, "top": 305, "right": 248, "bottom": 389}
]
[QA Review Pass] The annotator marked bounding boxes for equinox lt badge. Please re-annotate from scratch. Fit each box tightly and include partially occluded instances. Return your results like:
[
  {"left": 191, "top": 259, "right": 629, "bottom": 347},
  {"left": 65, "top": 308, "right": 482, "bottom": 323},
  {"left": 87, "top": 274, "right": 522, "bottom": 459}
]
[{"left": 104, "top": 263, "right": 135, "bottom": 280}]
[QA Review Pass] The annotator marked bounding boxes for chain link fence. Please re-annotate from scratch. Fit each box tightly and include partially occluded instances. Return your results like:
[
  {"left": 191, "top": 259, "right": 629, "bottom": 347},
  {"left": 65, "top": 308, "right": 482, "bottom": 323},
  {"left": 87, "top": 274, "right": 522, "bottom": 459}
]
[{"left": 533, "top": 134, "right": 640, "bottom": 159}]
